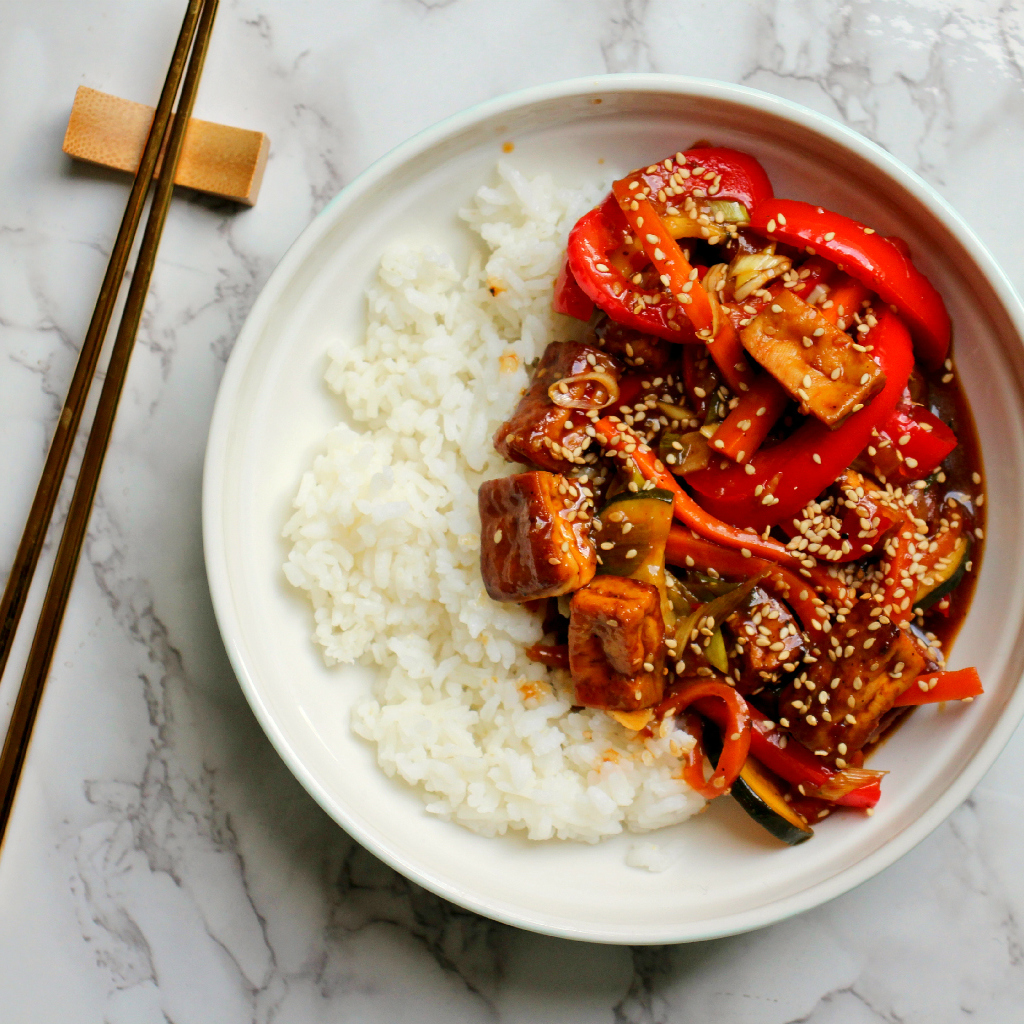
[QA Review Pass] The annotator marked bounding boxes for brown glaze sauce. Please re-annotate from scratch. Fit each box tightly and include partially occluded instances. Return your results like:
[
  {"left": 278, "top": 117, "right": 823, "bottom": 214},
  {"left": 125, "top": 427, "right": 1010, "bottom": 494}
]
[{"left": 866, "top": 355, "right": 986, "bottom": 757}]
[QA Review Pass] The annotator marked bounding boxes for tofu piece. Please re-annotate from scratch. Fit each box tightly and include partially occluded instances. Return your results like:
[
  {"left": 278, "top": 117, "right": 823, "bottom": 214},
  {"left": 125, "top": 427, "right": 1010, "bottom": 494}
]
[
  {"left": 778, "top": 601, "right": 933, "bottom": 757},
  {"left": 741, "top": 289, "right": 885, "bottom": 426},
  {"left": 725, "top": 586, "right": 805, "bottom": 694},
  {"left": 568, "top": 576, "right": 665, "bottom": 711},
  {"left": 494, "top": 341, "right": 622, "bottom": 471},
  {"left": 478, "top": 471, "right": 596, "bottom": 603}
]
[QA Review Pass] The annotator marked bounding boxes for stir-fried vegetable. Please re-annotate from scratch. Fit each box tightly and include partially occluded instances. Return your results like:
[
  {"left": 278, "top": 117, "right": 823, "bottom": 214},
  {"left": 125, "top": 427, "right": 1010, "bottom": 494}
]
[
  {"left": 478, "top": 140, "right": 984, "bottom": 847},
  {"left": 750, "top": 198, "right": 951, "bottom": 369},
  {"left": 686, "top": 309, "right": 915, "bottom": 528}
]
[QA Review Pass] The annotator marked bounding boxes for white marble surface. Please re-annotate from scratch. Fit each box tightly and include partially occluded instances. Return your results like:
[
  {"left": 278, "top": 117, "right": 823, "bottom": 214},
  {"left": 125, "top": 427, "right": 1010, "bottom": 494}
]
[{"left": 2, "top": 1, "right": 1024, "bottom": 1020}]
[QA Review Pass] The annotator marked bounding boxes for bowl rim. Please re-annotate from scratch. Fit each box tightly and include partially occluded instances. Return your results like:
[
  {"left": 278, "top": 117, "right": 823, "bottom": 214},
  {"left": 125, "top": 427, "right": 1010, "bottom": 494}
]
[{"left": 203, "top": 72, "right": 1024, "bottom": 943}]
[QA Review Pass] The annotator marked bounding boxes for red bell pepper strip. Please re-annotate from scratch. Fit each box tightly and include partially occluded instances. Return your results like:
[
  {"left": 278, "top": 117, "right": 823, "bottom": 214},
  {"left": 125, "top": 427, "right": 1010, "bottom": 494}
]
[
  {"left": 613, "top": 373, "right": 649, "bottom": 413},
  {"left": 611, "top": 181, "right": 715, "bottom": 335},
  {"left": 564, "top": 147, "right": 772, "bottom": 343},
  {"left": 655, "top": 680, "right": 752, "bottom": 798},
  {"left": 886, "top": 235, "right": 913, "bottom": 259},
  {"left": 552, "top": 257, "right": 594, "bottom": 321},
  {"left": 871, "top": 399, "right": 958, "bottom": 482},
  {"left": 664, "top": 525, "right": 843, "bottom": 630},
  {"left": 709, "top": 375, "right": 790, "bottom": 463},
  {"left": 746, "top": 707, "right": 881, "bottom": 808},
  {"left": 892, "top": 666, "right": 983, "bottom": 706},
  {"left": 623, "top": 146, "right": 774, "bottom": 212},
  {"left": 750, "top": 199, "right": 951, "bottom": 369},
  {"left": 706, "top": 314, "right": 759, "bottom": 396},
  {"left": 817, "top": 274, "right": 871, "bottom": 328},
  {"left": 566, "top": 196, "right": 693, "bottom": 342},
  {"left": 594, "top": 418, "right": 818, "bottom": 571},
  {"left": 791, "top": 255, "right": 836, "bottom": 300},
  {"left": 686, "top": 309, "right": 914, "bottom": 529}
]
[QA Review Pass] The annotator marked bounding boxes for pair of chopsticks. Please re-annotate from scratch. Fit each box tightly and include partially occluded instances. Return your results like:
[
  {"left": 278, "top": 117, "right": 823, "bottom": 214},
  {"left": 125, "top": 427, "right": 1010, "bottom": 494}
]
[{"left": 0, "top": 0, "right": 219, "bottom": 844}]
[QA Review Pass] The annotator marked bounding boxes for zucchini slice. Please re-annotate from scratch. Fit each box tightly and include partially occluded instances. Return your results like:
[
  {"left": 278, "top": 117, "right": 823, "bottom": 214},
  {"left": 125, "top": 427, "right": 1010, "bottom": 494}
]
[
  {"left": 597, "top": 490, "right": 673, "bottom": 581},
  {"left": 597, "top": 488, "right": 675, "bottom": 625},
  {"left": 705, "top": 729, "right": 813, "bottom": 845},
  {"left": 730, "top": 755, "right": 814, "bottom": 846}
]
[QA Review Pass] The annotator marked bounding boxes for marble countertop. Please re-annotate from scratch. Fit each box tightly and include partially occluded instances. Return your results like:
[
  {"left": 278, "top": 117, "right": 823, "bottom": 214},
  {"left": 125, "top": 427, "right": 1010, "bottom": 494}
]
[{"left": 2, "top": 1, "right": 1024, "bottom": 1020}]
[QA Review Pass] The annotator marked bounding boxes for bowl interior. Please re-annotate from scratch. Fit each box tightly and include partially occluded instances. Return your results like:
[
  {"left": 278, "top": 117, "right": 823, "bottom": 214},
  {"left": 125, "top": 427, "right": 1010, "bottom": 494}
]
[{"left": 204, "top": 79, "right": 1024, "bottom": 943}]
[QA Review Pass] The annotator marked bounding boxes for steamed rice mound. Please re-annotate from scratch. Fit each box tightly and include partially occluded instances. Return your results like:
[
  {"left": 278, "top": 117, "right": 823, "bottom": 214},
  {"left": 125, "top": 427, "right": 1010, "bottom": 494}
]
[{"left": 283, "top": 164, "right": 704, "bottom": 842}]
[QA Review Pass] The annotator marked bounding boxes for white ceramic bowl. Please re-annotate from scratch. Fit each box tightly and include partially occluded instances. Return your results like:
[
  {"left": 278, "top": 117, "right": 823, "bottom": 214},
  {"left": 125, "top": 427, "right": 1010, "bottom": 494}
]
[{"left": 203, "top": 75, "right": 1024, "bottom": 943}]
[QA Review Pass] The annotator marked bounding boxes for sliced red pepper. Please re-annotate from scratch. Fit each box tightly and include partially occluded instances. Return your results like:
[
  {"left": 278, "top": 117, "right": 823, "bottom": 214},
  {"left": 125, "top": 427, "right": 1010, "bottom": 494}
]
[
  {"left": 892, "top": 666, "right": 983, "bottom": 706},
  {"left": 594, "top": 418, "right": 820, "bottom": 571},
  {"left": 614, "top": 373, "right": 648, "bottom": 412},
  {"left": 617, "top": 146, "right": 774, "bottom": 216},
  {"left": 709, "top": 375, "right": 790, "bottom": 463},
  {"left": 870, "top": 397, "right": 958, "bottom": 482},
  {"left": 566, "top": 196, "right": 694, "bottom": 342},
  {"left": 746, "top": 707, "right": 881, "bottom": 808},
  {"left": 750, "top": 199, "right": 951, "bottom": 369},
  {"left": 664, "top": 524, "right": 844, "bottom": 630},
  {"left": 790, "top": 255, "right": 836, "bottom": 300},
  {"left": 706, "top": 314, "right": 759, "bottom": 396},
  {"left": 611, "top": 181, "right": 715, "bottom": 335},
  {"left": 552, "top": 257, "right": 594, "bottom": 321},
  {"left": 655, "top": 680, "right": 751, "bottom": 798},
  {"left": 564, "top": 147, "right": 771, "bottom": 344},
  {"left": 816, "top": 274, "right": 871, "bottom": 328},
  {"left": 686, "top": 309, "right": 914, "bottom": 529}
]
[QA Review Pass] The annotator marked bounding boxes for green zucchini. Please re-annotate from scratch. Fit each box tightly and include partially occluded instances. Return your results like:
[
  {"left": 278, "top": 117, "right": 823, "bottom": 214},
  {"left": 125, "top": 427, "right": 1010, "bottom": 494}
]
[
  {"left": 597, "top": 489, "right": 674, "bottom": 622},
  {"left": 730, "top": 755, "right": 814, "bottom": 845},
  {"left": 658, "top": 431, "right": 711, "bottom": 475},
  {"left": 672, "top": 575, "right": 762, "bottom": 674},
  {"left": 915, "top": 535, "right": 970, "bottom": 610},
  {"left": 704, "top": 729, "right": 814, "bottom": 845}
]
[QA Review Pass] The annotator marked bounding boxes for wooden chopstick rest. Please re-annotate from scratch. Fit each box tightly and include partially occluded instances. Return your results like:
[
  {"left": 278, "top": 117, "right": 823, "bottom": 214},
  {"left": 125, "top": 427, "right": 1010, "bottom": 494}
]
[{"left": 62, "top": 85, "right": 268, "bottom": 205}]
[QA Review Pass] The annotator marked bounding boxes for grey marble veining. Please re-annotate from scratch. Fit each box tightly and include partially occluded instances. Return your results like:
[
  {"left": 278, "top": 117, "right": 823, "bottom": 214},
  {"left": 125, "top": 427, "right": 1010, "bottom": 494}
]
[{"left": 1, "top": 1, "right": 1023, "bottom": 1021}]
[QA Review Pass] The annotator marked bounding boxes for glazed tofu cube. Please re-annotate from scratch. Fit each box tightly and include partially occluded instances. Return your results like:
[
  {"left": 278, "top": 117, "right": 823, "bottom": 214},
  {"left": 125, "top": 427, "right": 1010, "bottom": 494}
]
[
  {"left": 741, "top": 289, "right": 885, "bottom": 426},
  {"left": 568, "top": 576, "right": 665, "bottom": 711},
  {"left": 478, "top": 471, "right": 596, "bottom": 603},
  {"left": 778, "top": 601, "right": 932, "bottom": 758},
  {"left": 726, "top": 586, "right": 805, "bottom": 694},
  {"left": 494, "top": 341, "right": 622, "bottom": 471}
]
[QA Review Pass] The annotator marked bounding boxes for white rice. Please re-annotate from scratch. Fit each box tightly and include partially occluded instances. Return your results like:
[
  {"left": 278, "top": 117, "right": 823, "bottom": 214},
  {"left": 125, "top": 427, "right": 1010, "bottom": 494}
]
[{"left": 283, "top": 163, "right": 705, "bottom": 843}]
